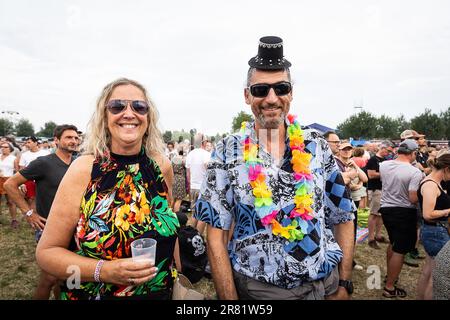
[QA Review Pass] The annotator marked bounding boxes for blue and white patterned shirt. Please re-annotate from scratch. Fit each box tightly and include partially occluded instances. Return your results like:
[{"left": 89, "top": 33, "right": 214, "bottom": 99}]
[{"left": 195, "top": 120, "right": 355, "bottom": 289}]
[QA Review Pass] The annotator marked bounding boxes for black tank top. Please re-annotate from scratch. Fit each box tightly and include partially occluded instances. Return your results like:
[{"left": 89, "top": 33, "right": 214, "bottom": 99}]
[{"left": 418, "top": 179, "right": 450, "bottom": 222}]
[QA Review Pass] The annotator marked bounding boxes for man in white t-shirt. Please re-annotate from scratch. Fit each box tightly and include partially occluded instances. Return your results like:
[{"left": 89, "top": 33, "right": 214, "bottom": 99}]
[
  {"left": 19, "top": 138, "right": 50, "bottom": 168},
  {"left": 18, "top": 136, "right": 50, "bottom": 213},
  {"left": 185, "top": 133, "right": 211, "bottom": 234}
]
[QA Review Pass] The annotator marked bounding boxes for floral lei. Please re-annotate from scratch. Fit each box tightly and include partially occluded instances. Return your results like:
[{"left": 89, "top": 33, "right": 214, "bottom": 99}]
[{"left": 241, "top": 114, "right": 314, "bottom": 242}]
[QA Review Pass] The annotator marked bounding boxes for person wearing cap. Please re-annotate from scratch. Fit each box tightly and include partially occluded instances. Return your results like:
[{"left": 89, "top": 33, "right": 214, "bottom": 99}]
[
  {"left": 194, "top": 36, "right": 355, "bottom": 300},
  {"left": 379, "top": 139, "right": 425, "bottom": 298},
  {"left": 336, "top": 143, "right": 368, "bottom": 208},
  {"left": 336, "top": 142, "right": 368, "bottom": 271},
  {"left": 400, "top": 129, "right": 430, "bottom": 174},
  {"left": 400, "top": 129, "right": 429, "bottom": 263}
]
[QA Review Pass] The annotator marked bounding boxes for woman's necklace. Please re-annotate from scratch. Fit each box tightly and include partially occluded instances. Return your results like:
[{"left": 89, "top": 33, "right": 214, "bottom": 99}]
[{"left": 241, "top": 114, "right": 314, "bottom": 242}]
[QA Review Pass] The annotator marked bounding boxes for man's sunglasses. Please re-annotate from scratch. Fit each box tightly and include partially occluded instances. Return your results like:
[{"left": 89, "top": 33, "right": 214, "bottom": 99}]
[
  {"left": 106, "top": 99, "right": 149, "bottom": 115},
  {"left": 248, "top": 81, "right": 292, "bottom": 98}
]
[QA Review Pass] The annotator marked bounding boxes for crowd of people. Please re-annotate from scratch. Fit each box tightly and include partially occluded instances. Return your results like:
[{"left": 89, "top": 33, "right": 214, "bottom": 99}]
[
  {"left": 0, "top": 35, "right": 449, "bottom": 300},
  {"left": 323, "top": 129, "right": 450, "bottom": 299}
]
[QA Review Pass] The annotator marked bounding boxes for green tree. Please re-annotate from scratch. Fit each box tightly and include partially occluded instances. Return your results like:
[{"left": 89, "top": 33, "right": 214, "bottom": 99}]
[
  {"left": 162, "top": 130, "right": 172, "bottom": 143},
  {"left": 375, "top": 115, "right": 411, "bottom": 139},
  {"left": 171, "top": 130, "right": 190, "bottom": 144},
  {"left": 410, "top": 108, "right": 445, "bottom": 139},
  {"left": 0, "top": 118, "right": 15, "bottom": 136},
  {"left": 396, "top": 114, "right": 411, "bottom": 135},
  {"left": 37, "top": 121, "right": 58, "bottom": 137},
  {"left": 15, "top": 118, "right": 35, "bottom": 137},
  {"left": 440, "top": 107, "right": 450, "bottom": 139},
  {"left": 231, "top": 111, "right": 253, "bottom": 132},
  {"left": 336, "top": 111, "right": 378, "bottom": 139},
  {"left": 375, "top": 115, "right": 399, "bottom": 139}
]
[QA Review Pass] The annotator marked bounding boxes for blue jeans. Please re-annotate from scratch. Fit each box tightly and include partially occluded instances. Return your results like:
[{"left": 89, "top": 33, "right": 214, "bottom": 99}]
[{"left": 421, "top": 223, "right": 450, "bottom": 257}]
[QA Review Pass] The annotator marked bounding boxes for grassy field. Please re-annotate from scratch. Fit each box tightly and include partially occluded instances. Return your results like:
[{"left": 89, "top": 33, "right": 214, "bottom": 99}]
[{"left": 0, "top": 209, "right": 425, "bottom": 300}]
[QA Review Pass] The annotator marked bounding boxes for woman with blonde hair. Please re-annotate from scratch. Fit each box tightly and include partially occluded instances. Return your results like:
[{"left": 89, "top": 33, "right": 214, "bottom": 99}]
[
  {"left": 36, "top": 78, "right": 180, "bottom": 299},
  {"left": 416, "top": 150, "right": 450, "bottom": 299}
]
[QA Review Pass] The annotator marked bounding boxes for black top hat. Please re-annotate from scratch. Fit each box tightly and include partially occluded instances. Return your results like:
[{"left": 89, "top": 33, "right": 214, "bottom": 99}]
[{"left": 248, "top": 36, "right": 292, "bottom": 70}]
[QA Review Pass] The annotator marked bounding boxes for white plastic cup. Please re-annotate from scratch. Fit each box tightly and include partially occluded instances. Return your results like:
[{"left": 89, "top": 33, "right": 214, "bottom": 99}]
[{"left": 131, "top": 238, "right": 157, "bottom": 264}]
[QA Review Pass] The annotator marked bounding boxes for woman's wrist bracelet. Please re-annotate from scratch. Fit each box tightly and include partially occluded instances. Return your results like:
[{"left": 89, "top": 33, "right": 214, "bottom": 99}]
[{"left": 94, "top": 259, "right": 105, "bottom": 282}]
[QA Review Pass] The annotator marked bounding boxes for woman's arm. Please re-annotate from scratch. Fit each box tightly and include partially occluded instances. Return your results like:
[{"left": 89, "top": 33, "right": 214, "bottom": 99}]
[
  {"left": 356, "top": 166, "right": 368, "bottom": 183},
  {"left": 421, "top": 182, "right": 450, "bottom": 220},
  {"left": 36, "top": 155, "right": 157, "bottom": 286},
  {"left": 156, "top": 154, "right": 174, "bottom": 207},
  {"left": 348, "top": 159, "right": 368, "bottom": 183}
]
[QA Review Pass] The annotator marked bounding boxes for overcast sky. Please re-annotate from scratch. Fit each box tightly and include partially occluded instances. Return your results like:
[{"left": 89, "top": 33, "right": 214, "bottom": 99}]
[{"left": 1, "top": 0, "right": 449, "bottom": 137}]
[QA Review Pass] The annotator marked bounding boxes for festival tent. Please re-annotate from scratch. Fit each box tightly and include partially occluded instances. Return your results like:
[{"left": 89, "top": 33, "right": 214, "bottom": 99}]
[
  {"left": 350, "top": 139, "right": 368, "bottom": 146},
  {"left": 306, "top": 123, "right": 336, "bottom": 135}
]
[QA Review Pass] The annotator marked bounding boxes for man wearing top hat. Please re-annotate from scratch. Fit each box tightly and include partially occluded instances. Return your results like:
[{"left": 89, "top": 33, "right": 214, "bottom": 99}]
[{"left": 194, "top": 36, "right": 355, "bottom": 299}]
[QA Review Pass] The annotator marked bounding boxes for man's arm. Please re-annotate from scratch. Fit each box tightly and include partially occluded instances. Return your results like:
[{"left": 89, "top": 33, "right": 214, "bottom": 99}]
[
  {"left": 327, "top": 220, "right": 354, "bottom": 299},
  {"left": 408, "top": 190, "right": 418, "bottom": 204},
  {"left": 334, "top": 220, "right": 354, "bottom": 281},
  {"left": 4, "top": 173, "right": 29, "bottom": 213},
  {"left": 367, "top": 169, "right": 380, "bottom": 179},
  {"left": 207, "top": 225, "right": 238, "bottom": 300},
  {"left": 4, "top": 172, "right": 47, "bottom": 230}
]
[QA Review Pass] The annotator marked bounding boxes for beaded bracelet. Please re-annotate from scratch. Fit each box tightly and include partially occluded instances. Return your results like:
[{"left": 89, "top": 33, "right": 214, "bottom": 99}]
[{"left": 94, "top": 259, "right": 105, "bottom": 282}]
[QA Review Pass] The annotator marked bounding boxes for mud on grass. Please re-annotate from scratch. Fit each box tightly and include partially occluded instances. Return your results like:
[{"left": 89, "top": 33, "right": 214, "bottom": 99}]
[{"left": 0, "top": 211, "right": 424, "bottom": 300}]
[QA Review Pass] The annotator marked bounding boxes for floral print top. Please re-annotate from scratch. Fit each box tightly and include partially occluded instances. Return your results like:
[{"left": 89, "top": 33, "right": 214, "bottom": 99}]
[{"left": 61, "top": 149, "right": 179, "bottom": 300}]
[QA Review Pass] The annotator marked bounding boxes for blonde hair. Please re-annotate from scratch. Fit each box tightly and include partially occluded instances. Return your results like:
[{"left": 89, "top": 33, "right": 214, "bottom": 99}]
[{"left": 81, "top": 78, "right": 165, "bottom": 159}]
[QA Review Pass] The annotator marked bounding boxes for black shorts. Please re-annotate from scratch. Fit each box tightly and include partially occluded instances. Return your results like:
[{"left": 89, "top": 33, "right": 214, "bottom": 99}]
[{"left": 380, "top": 207, "right": 417, "bottom": 254}]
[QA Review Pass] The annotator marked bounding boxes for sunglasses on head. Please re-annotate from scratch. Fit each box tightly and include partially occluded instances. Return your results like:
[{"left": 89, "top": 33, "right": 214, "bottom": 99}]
[
  {"left": 106, "top": 99, "right": 149, "bottom": 115},
  {"left": 248, "top": 81, "right": 292, "bottom": 98}
]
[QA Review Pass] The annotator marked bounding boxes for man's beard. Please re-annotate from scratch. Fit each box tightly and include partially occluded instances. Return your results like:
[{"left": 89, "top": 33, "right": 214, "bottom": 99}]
[
  {"left": 257, "top": 111, "right": 286, "bottom": 129},
  {"left": 59, "top": 145, "right": 77, "bottom": 153}
]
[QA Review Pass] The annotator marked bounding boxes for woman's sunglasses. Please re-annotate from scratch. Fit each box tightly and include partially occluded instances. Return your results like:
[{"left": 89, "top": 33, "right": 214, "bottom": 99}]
[
  {"left": 106, "top": 99, "right": 149, "bottom": 115},
  {"left": 248, "top": 81, "right": 292, "bottom": 98}
]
